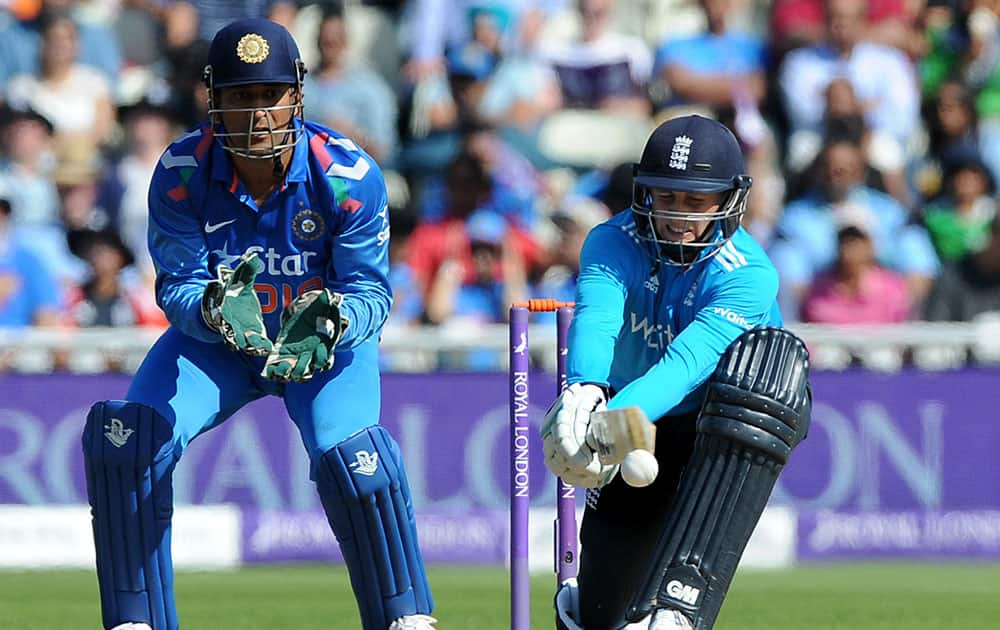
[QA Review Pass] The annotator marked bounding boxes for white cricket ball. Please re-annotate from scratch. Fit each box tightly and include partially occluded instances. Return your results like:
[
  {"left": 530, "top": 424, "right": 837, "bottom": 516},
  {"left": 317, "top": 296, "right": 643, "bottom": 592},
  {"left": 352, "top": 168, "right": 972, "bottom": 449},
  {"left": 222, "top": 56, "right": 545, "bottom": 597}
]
[{"left": 621, "top": 450, "right": 659, "bottom": 488}]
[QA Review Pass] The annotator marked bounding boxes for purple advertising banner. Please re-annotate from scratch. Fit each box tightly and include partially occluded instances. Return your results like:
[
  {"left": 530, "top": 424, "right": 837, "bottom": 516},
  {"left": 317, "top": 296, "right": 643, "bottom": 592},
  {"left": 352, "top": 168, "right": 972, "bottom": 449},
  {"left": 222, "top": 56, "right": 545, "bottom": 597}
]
[
  {"left": 797, "top": 510, "right": 1000, "bottom": 560},
  {"left": 2, "top": 369, "right": 1000, "bottom": 515},
  {"left": 240, "top": 509, "right": 507, "bottom": 565}
]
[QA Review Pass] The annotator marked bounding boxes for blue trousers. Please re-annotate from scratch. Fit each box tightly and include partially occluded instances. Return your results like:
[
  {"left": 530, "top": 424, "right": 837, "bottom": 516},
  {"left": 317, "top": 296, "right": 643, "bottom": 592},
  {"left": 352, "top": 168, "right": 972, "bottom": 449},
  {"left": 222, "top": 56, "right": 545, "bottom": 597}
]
[{"left": 128, "top": 326, "right": 380, "bottom": 474}]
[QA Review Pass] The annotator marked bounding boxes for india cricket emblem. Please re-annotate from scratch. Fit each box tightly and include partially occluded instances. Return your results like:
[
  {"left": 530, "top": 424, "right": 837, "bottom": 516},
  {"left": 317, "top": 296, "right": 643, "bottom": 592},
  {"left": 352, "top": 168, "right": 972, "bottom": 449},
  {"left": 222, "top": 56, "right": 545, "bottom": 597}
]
[
  {"left": 104, "top": 418, "right": 134, "bottom": 448},
  {"left": 350, "top": 450, "right": 379, "bottom": 476},
  {"left": 292, "top": 209, "right": 324, "bottom": 241},
  {"left": 236, "top": 33, "right": 270, "bottom": 64}
]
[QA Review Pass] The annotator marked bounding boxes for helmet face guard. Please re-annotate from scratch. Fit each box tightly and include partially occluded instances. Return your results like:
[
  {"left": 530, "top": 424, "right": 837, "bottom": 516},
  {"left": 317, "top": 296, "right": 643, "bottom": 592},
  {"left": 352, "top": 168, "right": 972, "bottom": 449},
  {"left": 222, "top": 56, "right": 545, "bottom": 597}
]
[
  {"left": 204, "top": 65, "right": 306, "bottom": 161},
  {"left": 631, "top": 173, "right": 752, "bottom": 266},
  {"left": 202, "top": 18, "right": 308, "bottom": 161}
]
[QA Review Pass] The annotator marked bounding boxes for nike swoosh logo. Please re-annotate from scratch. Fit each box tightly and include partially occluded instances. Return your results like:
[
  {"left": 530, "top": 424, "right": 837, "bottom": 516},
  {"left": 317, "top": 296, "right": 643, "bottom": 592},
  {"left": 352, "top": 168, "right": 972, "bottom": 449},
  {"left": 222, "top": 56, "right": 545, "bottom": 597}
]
[{"left": 204, "top": 219, "right": 236, "bottom": 233}]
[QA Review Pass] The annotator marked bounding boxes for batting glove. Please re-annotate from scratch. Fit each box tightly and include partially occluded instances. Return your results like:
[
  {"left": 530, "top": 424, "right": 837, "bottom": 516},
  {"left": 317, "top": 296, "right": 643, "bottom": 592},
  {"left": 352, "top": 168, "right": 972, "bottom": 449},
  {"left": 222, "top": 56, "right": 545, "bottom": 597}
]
[{"left": 540, "top": 383, "right": 607, "bottom": 477}]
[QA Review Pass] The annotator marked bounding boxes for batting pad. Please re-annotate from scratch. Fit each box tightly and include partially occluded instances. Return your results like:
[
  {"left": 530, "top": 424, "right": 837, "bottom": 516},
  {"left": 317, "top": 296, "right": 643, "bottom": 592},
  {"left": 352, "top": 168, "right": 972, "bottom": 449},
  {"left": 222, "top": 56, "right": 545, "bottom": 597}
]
[
  {"left": 83, "top": 401, "right": 178, "bottom": 630},
  {"left": 627, "top": 328, "right": 811, "bottom": 629},
  {"left": 317, "top": 425, "right": 433, "bottom": 629}
]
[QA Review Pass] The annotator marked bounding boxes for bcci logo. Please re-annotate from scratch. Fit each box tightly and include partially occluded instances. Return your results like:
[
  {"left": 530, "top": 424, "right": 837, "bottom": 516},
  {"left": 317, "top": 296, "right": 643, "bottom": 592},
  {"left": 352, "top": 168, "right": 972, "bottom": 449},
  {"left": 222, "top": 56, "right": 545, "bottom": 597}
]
[
  {"left": 350, "top": 450, "right": 379, "bottom": 476},
  {"left": 292, "top": 209, "right": 325, "bottom": 241},
  {"left": 236, "top": 33, "right": 270, "bottom": 64}
]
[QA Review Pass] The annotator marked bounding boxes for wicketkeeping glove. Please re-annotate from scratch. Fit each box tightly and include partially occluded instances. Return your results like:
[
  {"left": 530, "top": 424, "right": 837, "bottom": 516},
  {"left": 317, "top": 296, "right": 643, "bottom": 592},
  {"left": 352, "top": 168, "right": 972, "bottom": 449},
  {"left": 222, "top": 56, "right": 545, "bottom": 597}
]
[
  {"left": 261, "top": 288, "right": 350, "bottom": 382},
  {"left": 201, "top": 252, "right": 273, "bottom": 356}
]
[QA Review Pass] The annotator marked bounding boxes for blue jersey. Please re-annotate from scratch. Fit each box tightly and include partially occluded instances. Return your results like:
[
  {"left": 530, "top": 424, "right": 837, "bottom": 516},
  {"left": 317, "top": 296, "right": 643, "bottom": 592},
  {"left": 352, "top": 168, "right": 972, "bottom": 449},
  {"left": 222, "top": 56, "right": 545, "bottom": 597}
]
[
  {"left": 147, "top": 120, "right": 391, "bottom": 348},
  {"left": 568, "top": 211, "right": 783, "bottom": 421}
]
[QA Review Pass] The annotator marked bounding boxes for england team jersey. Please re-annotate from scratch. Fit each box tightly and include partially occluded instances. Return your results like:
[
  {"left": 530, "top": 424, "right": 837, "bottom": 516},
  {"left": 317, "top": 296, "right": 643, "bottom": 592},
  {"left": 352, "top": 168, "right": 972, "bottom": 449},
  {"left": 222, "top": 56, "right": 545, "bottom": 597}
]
[
  {"left": 147, "top": 120, "right": 391, "bottom": 348},
  {"left": 568, "top": 210, "right": 783, "bottom": 421}
]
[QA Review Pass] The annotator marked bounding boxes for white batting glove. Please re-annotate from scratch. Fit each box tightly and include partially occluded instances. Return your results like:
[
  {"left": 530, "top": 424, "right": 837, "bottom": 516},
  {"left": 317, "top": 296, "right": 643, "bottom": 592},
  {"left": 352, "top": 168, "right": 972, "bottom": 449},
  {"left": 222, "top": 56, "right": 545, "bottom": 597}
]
[
  {"left": 543, "top": 435, "right": 619, "bottom": 488},
  {"left": 559, "top": 457, "right": 619, "bottom": 489},
  {"left": 540, "top": 383, "right": 607, "bottom": 477}
]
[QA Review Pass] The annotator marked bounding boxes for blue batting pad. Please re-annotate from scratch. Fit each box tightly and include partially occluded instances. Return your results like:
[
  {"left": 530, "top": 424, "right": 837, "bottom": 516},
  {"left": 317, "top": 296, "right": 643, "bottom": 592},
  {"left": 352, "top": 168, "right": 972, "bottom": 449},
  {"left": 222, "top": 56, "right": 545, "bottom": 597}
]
[
  {"left": 83, "top": 401, "right": 177, "bottom": 630},
  {"left": 317, "top": 425, "right": 434, "bottom": 629}
]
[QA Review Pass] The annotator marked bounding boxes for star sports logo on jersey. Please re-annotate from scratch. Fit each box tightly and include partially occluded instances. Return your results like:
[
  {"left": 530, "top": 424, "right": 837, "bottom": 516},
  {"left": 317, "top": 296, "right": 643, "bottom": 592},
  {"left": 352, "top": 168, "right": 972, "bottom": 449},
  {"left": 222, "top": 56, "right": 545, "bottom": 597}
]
[{"left": 212, "top": 243, "right": 317, "bottom": 276}]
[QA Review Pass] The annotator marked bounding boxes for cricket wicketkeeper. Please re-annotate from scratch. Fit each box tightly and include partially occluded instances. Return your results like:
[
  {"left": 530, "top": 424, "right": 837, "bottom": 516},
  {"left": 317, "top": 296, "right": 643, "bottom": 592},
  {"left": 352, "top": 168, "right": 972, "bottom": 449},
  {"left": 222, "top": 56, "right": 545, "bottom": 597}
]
[
  {"left": 81, "top": 19, "right": 435, "bottom": 630},
  {"left": 541, "top": 115, "right": 812, "bottom": 630}
]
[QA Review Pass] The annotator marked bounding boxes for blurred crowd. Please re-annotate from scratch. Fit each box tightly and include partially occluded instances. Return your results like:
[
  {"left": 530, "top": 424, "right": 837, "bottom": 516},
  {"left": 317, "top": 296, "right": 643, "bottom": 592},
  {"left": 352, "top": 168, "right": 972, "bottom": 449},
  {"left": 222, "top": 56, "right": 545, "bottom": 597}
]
[{"left": 3, "top": 0, "right": 1000, "bottom": 340}]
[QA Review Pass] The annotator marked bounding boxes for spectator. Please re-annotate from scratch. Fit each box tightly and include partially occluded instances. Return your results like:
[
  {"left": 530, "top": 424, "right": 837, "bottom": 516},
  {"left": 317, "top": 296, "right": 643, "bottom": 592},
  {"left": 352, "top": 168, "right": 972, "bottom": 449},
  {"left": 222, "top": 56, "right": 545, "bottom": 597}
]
[
  {"left": 102, "top": 98, "right": 179, "bottom": 280},
  {"left": 398, "top": 28, "right": 500, "bottom": 175},
  {"left": 768, "top": 137, "right": 939, "bottom": 319},
  {"left": 478, "top": 7, "right": 563, "bottom": 162},
  {"left": 925, "top": 212, "right": 1000, "bottom": 320},
  {"left": 0, "top": 106, "right": 59, "bottom": 228},
  {"left": 304, "top": 9, "right": 399, "bottom": 163},
  {"left": 922, "top": 155, "right": 997, "bottom": 262},
  {"left": 0, "top": 195, "right": 63, "bottom": 327},
  {"left": 801, "top": 224, "right": 911, "bottom": 323},
  {"left": 654, "top": 0, "right": 767, "bottom": 114},
  {"left": 5, "top": 9, "right": 115, "bottom": 151},
  {"left": 771, "top": 0, "right": 927, "bottom": 61},
  {"left": 778, "top": 0, "right": 920, "bottom": 160},
  {"left": 914, "top": 79, "right": 980, "bottom": 200},
  {"left": 424, "top": 208, "right": 526, "bottom": 324},
  {"left": 387, "top": 208, "right": 424, "bottom": 327},
  {"left": 0, "top": 1, "right": 122, "bottom": 86},
  {"left": 540, "top": 0, "right": 653, "bottom": 115},
  {"left": 965, "top": 0, "right": 1000, "bottom": 187},
  {"left": 401, "top": 0, "right": 542, "bottom": 83},
  {"left": 407, "top": 150, "right": 537, "bottom": 302},
  {"left": 918, "top": 0, "right": 969, "bottom": 98},
  {"left": 534, "top": 194, "right": 609, "bottom": 307},
  {"left": 53, "top": 140, "right": 109, "bottom": 235},
  {"left": 786, "top": 78, "right": 909, "bottom": 204},
  {"left": 64, "top": 228, "right": 165, "bottom": 328}
]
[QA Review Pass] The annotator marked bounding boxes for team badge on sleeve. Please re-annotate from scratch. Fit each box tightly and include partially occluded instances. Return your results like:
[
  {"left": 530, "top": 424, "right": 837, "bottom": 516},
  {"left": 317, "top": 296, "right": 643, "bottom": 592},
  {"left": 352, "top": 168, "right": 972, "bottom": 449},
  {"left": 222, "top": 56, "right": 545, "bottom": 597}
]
[
  {"left": 236, "top": 33, "right": 269, "bottom": 64},
  {"left": 293, "top": 209, "right": 325, "bottom": 240}
]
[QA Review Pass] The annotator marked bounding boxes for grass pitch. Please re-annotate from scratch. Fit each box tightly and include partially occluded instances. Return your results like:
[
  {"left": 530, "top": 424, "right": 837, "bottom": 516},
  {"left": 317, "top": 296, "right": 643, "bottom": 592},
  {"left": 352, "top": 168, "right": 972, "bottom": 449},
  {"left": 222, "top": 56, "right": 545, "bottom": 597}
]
[{"left": 1, "top": 563, "right": 998, "bottom": 629}]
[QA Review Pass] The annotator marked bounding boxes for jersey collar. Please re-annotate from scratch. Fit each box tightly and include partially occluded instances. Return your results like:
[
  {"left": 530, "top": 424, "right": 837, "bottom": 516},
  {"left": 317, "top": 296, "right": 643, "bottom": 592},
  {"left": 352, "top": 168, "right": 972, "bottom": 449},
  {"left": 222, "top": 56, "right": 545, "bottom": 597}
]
[{"left": 210, "top": 119, "right": 309, "bottom": 189}]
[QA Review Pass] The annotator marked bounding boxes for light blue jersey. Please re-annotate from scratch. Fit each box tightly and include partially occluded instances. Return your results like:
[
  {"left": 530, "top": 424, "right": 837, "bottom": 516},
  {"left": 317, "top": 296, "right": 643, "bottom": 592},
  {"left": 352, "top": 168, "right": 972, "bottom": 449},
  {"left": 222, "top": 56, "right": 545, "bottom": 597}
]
[
  {"left": 148, "top": 119, "right": 391, "bottom": 348},
  {"left": 568, "top": 210, "right": 783, "bottom": 421}
]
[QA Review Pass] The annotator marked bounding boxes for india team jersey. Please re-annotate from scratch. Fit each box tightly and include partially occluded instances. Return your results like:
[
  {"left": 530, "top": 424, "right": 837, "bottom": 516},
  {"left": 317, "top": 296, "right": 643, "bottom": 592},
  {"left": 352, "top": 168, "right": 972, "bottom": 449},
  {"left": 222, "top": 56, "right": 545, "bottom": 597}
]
[
  {"left": 567, "top": 210, "right": 783, "bottom": 421},
  {"left": 147, "top": 120, "right": 391, "bottom": 348}
]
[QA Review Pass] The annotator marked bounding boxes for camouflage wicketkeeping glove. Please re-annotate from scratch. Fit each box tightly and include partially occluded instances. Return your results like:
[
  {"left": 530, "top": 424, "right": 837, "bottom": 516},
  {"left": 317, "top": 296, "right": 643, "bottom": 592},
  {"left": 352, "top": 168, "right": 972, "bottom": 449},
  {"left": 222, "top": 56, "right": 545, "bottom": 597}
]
[
  {"left": 261, "top": 288, "right": 349, "bottom": 382},
  {"left": 201, "top": 252, "right": 274, "bottom": 356}
]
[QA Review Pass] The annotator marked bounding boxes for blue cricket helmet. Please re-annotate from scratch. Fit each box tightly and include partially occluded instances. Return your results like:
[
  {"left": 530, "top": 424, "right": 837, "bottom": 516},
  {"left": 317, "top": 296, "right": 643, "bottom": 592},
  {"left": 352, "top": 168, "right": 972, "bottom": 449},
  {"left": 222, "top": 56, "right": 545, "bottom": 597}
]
[
  {"left": 202, "top": 18, "right": 307, "bottom": 160},
  {"left": 631, "top": 115, "right": 752, "bottom": 266},
  {"left": 204, "top": 18, "right": 304, "bottom": 88}
]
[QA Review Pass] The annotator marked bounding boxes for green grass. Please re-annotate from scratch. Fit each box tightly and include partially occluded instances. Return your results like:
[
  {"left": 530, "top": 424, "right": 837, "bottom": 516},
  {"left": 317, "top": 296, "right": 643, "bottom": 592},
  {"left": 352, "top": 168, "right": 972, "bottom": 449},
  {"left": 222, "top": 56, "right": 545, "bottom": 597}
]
[{"left": 1, "top": 563, "right": 999, "bottom": 629}]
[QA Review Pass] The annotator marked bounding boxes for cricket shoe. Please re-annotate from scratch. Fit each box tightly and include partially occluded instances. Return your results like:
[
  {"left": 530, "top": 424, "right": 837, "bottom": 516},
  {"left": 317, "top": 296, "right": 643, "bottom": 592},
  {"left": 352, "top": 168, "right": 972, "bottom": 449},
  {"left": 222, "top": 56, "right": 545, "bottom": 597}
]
[
  {"left": 554, "top": 577, "right": 583, "bottom": 630},
  {"left": 110, "top": 624, "right": 152, "bottom": 630},
  {"left": 388, "top": 614, "right": 438, "bottom": 629},
  {"left": 648, "top": 608, "right": 693, "bottom": 630}
]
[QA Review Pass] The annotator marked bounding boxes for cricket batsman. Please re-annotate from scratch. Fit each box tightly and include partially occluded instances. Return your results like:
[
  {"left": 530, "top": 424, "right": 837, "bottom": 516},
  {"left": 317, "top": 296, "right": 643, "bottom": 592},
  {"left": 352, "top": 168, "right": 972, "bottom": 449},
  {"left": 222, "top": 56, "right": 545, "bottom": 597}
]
[
  {"left": 541, "top": 115, "right": 812, "bottom": 629},
  {"left": 81, "top": 19, "right": 436, "bottom": 630}
]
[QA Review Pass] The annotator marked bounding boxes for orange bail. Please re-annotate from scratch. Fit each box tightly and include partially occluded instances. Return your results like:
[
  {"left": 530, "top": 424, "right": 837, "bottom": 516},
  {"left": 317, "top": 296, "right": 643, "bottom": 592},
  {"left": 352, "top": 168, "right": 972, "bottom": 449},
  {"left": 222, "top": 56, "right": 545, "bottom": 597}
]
[{"left": 510, "top": 299, "right": 575, "bottom": 312}]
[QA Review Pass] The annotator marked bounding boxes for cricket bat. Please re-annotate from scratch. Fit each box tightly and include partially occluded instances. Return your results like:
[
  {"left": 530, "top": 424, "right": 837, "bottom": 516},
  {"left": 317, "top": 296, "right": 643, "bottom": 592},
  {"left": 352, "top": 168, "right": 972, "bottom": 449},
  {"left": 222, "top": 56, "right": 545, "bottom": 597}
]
[{"left": 587, "top": 406, "right": 655, "bottom": 465}]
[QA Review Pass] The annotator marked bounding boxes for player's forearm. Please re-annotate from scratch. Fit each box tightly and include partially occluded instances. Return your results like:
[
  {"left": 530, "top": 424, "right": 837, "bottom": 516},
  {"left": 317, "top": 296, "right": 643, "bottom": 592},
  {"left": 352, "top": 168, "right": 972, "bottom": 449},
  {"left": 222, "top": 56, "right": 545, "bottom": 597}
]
[
  {"left": 331, "top": 283, "right": 391, "bottom": 348},
  {"left": 157, "top": 277, "right": 220, "bottom": 343}
]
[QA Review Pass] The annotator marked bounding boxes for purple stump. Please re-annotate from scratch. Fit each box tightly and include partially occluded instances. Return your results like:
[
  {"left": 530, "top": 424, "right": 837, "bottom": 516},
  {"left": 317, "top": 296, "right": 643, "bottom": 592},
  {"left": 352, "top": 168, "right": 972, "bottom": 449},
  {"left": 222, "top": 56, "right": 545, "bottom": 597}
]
[
  {"left": 509, "top": 306, "right": 530, "bottom": 630},
  {"left": 555, "top": 306, "right": 579, "bottom": 584}
]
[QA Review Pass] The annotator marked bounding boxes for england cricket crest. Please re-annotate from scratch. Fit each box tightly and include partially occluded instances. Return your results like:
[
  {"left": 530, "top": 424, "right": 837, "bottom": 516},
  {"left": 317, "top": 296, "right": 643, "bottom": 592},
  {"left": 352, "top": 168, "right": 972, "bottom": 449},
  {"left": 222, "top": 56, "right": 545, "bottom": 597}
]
[{"left": 669, "top": 135, "right": 693, "bottom": 170}]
